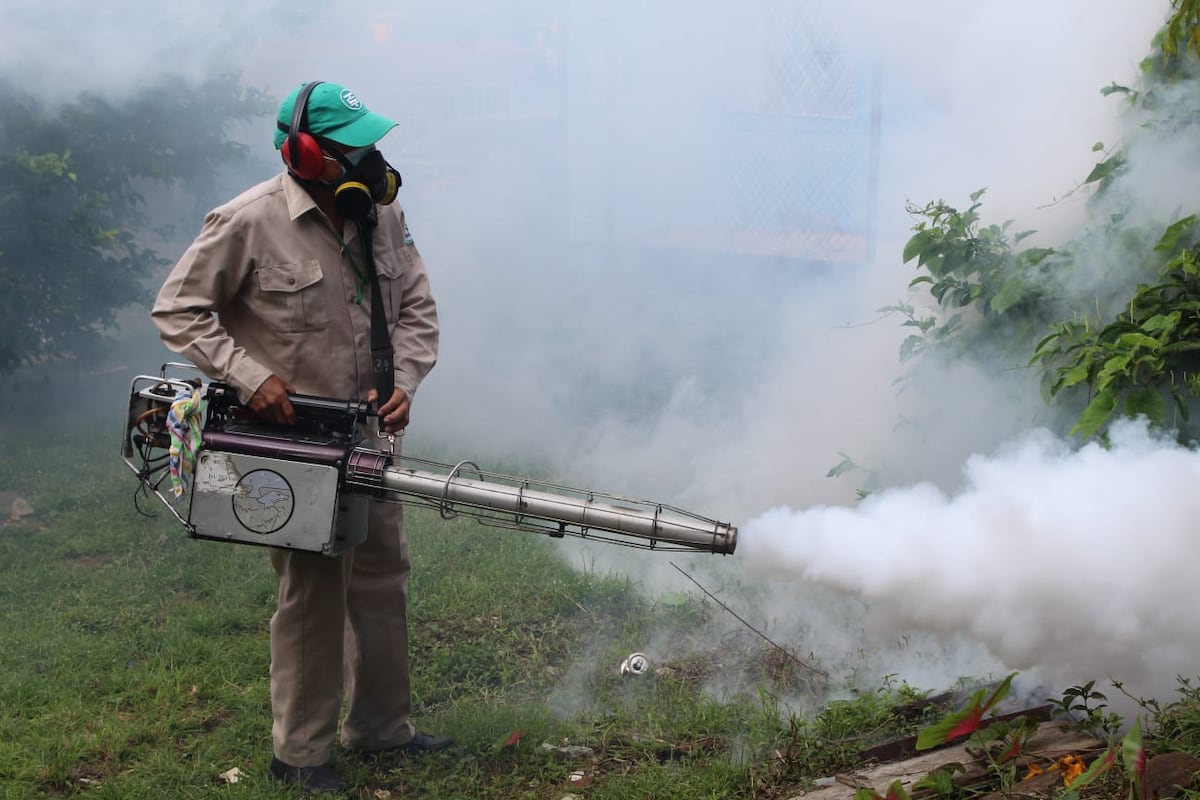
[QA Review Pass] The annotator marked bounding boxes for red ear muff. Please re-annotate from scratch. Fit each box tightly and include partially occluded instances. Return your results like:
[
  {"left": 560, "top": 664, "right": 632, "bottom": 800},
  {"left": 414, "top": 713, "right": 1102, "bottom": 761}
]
[
  {"left": 282, "top": 81, "right": 325, "bottom": 180},
  {"left": 282, "top": 133, "right": 325, "bottom": 180}
]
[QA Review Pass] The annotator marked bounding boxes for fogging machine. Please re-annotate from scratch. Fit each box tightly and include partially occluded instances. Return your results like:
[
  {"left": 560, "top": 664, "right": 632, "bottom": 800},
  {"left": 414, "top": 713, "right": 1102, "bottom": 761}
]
[{"left": 122, "top": 364, "right": 738, "bottom": 557}]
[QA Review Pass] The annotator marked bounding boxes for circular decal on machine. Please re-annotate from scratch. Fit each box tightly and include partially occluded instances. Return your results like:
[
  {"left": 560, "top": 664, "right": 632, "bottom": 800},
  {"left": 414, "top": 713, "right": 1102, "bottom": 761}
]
[{"left": 232, "top": 469, "right": 295, "bottom": 535}]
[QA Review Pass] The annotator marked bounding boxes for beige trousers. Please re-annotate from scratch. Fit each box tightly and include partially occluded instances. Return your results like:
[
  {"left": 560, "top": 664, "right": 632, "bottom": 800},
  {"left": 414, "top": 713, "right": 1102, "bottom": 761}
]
[{"left": 268, "top": 497, "right": 416, "bottom": 766}]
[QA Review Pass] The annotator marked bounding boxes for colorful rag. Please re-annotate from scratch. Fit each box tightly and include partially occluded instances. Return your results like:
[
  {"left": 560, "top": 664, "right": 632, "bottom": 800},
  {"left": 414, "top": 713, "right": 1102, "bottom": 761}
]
[{"left": 166, "top": 386, "right": 205, "bottom": 501}]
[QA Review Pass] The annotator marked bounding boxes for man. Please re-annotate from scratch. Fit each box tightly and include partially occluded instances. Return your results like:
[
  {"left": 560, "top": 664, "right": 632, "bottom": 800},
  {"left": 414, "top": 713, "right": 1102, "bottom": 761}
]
[{"left": 151, "top": 80, "right": 448, "bottom": 793}]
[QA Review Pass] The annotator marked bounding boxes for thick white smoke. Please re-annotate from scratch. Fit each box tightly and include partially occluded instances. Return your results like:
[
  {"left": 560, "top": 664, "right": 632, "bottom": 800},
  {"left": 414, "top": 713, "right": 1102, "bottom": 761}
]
[{"left": 741, "top": 419, "right": 1200, "bottom": 702}]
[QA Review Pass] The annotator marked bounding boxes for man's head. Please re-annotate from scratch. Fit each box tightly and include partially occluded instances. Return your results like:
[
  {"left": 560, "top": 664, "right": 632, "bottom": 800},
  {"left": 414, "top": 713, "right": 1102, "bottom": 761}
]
[
  {"left": 275, "top": 81, "right": 397, "bottom": 180},
  {"left": 275, "top": 81, "right": 403, "bottom": 220}
]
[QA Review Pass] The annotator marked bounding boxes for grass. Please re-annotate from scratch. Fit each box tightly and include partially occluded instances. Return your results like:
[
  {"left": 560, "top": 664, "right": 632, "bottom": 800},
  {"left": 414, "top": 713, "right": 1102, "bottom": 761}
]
[
  {"left": 18, "top": 376, "right": 1200, "bottom": 800},
  {"left": 0, "top": 378, "right": 937, "bottom": 799}
]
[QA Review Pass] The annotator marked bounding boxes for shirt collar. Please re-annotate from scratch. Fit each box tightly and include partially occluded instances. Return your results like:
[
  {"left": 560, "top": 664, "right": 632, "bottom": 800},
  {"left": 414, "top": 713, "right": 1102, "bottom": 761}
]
[
  {"left": 282, "top": 172, "right": 321, "bottom": 222},
  {"left": 280, "top": 171, "right": 360, "bottom": 243}
]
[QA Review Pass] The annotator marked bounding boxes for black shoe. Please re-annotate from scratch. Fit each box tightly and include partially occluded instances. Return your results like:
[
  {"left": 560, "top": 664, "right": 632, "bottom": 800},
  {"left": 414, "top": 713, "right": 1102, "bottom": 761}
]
[
  {"left": 355, "top": 731, "right": 453, "bottom": 756},
  {"left": 268, "top": 757, "right": 347, "bottom": 793}
]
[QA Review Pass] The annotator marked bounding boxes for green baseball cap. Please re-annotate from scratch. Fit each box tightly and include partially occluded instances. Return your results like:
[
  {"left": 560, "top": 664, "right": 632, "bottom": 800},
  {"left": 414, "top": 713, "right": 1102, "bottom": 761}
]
[{"left": 273, "top": 81, "right": 398, "bottom": 149}]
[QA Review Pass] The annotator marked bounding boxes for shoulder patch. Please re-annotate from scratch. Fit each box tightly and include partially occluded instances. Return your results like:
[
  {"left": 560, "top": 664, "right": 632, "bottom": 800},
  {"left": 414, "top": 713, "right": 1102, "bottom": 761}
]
[{"left": 403, "top": 222, "right": 414, "bottom": 246}]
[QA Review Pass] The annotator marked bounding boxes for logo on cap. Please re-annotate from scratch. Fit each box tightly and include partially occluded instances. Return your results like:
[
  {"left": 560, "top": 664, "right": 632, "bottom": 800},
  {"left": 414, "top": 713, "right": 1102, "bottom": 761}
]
[{"left": 340, "top": 90, "right": 363, "bottom": 111}]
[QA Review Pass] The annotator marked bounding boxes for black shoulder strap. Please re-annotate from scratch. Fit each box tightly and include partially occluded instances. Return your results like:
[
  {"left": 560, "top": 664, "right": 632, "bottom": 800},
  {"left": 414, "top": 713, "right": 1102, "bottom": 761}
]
[{"left": 357, "top": 218, "right": 395, "bottom": 407}]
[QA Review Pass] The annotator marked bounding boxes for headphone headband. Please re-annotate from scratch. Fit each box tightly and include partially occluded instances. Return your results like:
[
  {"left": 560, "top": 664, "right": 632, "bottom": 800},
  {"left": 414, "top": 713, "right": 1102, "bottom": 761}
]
[
  {"left": 287, "top": 81, "right": 322, "bottom": 153},
  {"left": 283, "top": 81, "right": 324, "bottom": 179}
]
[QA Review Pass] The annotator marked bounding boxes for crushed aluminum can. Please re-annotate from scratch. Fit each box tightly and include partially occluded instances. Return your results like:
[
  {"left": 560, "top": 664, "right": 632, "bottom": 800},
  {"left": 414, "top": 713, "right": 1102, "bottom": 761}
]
[{"left": 619, "top": 652, "right": 650, "bottom": 676}]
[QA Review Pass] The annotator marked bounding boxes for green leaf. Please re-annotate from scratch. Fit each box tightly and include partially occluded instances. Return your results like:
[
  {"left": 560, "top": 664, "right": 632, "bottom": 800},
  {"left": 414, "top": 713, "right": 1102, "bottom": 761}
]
[
  {"left": 1154, "top": 215, "right": 1197, "bottom": 253},
  {"left": 1097, "top": 354, "right": 1133, "bottom": 391},
  {"left": 1121, "top": 718, "right": 1145, "bottom": 781},
  {"left": 885, "top": 779, "right": 913, "bottom": 800},
  {"left": 1066, "top": 748, "right": 1116, "bottom": 791},
  {"left": 1030, "top": 331, "right": 1062, "bottom": 363},
  {"left": 1116, "top": 333, "right": 1161, "bottom": 351},
  {"left": 1060, "top": 362, "right": 1092, "bottom": 389},
  {"left": 1084, "top": 155, "right": 1126, "bottom": 185},
  {"left": 913, "top": 763, "right": 966, "bottom": 795},
  {"left": 1180, "top": 253, "right": 1200, "bottom": 276},
  {"left": 1100, "top": 82, "right": 1131, "bottom": 96},
  {"left": 827, "top": 453, "right": 859, "bottom": 479},
  {"left": 1092, "top": 141, "right": 1105, "bottom": 152},
  {"left": 492, "top": 729, "right": 523, "bottom": 750},
  {"left": 912, "top": 768, "right": 954, "bottom": 794},
  {"left": 1141, "top": 312, "right": 1181, "bottom": 334},
  {"left": 1072, "top": 391, "right": 1118, "bottom": 438},
  {"left": 1016, "top": 247, "right": 1055, "bottom": 267},
  {"left": 1124, "top": 389, "right": 1166, "bottom": 426},
  {"left": 903, "top": 230, "right": 936, "bottom": 264},
  {"left": 990, "top": 281, "right": 1027, "bottom": 315},
  {"left": 916, "top": 674, "right": 1016, "bottom": 750},
  {"left": 969, "top": 188, "right": 987, "bottom": 203}
]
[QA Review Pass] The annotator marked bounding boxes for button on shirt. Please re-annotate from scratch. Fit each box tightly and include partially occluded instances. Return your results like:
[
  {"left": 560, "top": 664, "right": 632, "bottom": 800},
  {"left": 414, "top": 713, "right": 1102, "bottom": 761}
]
[{"left": 152, "top": 173, "right": 439, "bottom": 404}]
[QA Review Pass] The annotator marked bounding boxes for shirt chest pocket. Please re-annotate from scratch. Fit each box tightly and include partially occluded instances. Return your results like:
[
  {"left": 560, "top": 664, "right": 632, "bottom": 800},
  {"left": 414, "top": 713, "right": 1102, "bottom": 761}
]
[
  {"left": 374, "top": 253, "right": 409, "bottom": 324},
  {"left": 254, "top": 260, "right": 330, "bottom": 333}
]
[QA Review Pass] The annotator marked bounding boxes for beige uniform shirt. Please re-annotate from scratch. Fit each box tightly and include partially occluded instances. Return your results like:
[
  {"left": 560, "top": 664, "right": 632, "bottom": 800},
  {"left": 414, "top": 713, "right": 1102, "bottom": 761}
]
[{"left": 152, "top": 173, "right": 438, "bottom": 404}]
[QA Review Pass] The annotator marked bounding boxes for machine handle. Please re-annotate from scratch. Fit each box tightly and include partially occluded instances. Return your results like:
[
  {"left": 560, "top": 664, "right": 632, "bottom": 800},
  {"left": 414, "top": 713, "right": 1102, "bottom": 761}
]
[{"left": 284, "top": 392, "right": 373, "bottom": 419}]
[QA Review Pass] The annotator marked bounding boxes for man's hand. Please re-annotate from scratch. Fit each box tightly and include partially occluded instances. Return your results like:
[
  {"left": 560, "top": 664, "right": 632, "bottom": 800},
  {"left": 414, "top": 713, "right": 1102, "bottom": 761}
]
[
  {"left": 248, "top": 374, "right": 296, "bottom": 425},
  {"left": 367, "top": 386, "right": 411, "bottom": 433}
]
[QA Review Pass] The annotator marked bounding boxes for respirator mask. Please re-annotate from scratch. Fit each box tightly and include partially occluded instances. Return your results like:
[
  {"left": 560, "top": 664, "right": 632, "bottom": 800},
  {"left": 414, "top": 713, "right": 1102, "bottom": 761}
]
[{"left": 326, "top": 146, "right": 402, "bottom": 222}]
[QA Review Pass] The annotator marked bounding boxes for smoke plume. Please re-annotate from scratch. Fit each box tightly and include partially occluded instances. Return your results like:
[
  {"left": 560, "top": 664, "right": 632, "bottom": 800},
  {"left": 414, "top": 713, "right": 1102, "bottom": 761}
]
[{"left": 741, "top": 420, "right": 1200, "bottom": 702}]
